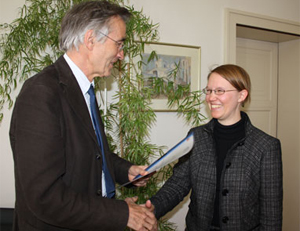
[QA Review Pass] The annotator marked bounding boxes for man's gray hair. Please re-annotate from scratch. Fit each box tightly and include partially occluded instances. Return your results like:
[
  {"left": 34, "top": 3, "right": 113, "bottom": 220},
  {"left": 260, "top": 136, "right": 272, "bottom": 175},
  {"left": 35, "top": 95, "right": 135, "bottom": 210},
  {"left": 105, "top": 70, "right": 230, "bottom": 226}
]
[{"left": 59, "top": 1, "right": 131, "bottom": 51}]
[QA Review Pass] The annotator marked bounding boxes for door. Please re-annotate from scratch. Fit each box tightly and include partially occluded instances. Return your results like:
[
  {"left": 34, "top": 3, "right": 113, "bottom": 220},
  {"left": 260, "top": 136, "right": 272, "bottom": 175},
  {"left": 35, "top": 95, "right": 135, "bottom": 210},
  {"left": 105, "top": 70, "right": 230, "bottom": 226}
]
[{"left": 236, "top": 38, "right": 278, "bottom": 137}]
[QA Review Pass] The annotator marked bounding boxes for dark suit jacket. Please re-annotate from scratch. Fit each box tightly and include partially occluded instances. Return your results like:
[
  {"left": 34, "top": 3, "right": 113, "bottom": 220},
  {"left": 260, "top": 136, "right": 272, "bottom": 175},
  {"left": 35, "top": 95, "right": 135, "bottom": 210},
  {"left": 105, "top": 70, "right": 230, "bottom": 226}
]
[
  {"left": 9, "top": 56, "right": 133, "bottom": 231},
  {"left": 151, "top": 112, "right": 283, "bottom": 231}
]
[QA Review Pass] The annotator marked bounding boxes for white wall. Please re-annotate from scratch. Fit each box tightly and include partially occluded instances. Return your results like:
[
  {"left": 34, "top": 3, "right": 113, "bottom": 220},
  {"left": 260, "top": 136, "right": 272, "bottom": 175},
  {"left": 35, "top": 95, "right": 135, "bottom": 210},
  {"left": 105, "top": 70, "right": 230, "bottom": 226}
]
[{"left": 1, "top": 0, "right": 299, "bottom": 230}]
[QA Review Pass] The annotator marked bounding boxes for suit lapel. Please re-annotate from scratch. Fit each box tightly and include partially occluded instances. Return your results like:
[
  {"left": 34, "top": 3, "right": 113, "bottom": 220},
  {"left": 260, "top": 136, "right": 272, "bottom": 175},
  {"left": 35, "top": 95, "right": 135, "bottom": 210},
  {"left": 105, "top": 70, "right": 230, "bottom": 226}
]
[{"left": 54, "top": 56, "right": 99, "bottom": 146}]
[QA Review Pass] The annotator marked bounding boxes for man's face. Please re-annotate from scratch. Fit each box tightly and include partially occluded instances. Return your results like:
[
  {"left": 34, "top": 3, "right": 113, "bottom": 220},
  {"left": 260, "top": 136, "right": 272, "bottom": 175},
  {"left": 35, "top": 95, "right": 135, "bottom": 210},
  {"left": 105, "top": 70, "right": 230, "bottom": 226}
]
[{"left": 91, "top": 16, "right": 126, "bottom": 77}]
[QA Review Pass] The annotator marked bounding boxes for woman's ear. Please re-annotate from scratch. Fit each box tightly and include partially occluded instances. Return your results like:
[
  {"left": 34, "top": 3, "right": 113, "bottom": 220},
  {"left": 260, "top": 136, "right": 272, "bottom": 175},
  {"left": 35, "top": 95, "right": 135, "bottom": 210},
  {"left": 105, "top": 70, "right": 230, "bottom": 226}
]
[{"left": 238, "top": 89, "right": 248, "bottom": 103}]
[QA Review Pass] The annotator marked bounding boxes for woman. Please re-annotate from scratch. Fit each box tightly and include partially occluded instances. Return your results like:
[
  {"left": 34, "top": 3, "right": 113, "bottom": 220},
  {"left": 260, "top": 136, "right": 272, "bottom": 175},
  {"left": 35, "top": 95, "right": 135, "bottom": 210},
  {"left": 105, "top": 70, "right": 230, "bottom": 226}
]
[{"left": 150, "top": 64, "right": 283, "bottom": 231}]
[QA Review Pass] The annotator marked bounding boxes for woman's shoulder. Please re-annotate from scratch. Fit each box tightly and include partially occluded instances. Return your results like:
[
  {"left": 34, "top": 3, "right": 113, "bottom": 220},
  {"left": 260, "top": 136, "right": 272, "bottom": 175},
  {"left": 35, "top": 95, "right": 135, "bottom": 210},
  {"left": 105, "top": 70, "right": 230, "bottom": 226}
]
[{"left": 246, "top": 122, "right": 281, "bottom": 148}]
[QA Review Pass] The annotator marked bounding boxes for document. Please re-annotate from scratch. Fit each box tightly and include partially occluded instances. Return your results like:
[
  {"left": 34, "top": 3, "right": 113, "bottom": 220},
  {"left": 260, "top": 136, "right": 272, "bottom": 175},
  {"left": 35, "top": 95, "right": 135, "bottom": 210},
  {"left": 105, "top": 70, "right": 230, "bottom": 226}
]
[{"left": 118, "top": 132, "right": 194, "bottom": 189}]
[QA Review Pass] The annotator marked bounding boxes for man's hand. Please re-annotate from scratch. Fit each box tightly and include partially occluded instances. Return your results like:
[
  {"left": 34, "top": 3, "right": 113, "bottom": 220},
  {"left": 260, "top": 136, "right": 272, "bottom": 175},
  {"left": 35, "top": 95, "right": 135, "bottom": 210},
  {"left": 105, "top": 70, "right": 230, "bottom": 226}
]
[
  {"left": 128, "top": 165, "right": 153, "bottom": 187},
  {"left": 125, "top": 197, "right": 158, "bottom": 231}
]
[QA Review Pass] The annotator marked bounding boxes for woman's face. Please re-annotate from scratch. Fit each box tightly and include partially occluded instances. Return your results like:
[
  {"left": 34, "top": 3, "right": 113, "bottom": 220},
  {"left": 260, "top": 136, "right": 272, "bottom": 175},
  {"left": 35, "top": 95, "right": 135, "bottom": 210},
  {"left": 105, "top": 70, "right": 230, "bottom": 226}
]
[{"left": 205, "top": 72, "right": 247, "bottom": 125}]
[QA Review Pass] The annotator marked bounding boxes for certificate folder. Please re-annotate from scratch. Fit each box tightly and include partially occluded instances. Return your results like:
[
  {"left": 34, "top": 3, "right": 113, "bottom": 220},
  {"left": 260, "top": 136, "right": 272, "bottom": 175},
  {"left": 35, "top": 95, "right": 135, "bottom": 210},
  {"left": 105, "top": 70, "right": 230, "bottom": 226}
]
[{"left": 118, "top": 133, "right": 194, "bottom": 189}]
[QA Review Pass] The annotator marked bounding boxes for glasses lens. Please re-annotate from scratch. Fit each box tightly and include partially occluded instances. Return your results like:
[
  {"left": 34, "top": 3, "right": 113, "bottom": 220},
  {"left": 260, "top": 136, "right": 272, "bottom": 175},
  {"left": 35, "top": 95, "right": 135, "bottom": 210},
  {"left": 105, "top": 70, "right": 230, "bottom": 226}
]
[
  {"left": 203, "top": 89, "right": 210, "bottom": 95},
  {"left": 215, "top": 89, "right": 225, "bottom": 95},
  {"left": 203, "top": 89, "right": 228, "bottom": 95},
  {"left": 118, "top": 43, "right": 125, "bottom": 51}
]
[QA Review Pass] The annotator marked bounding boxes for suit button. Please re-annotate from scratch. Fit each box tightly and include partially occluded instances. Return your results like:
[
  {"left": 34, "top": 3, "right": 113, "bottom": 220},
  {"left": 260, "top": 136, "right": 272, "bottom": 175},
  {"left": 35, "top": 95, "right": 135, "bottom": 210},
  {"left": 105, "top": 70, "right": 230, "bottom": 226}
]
[
  {"left": 222, "top": 216, "right": 229, "bottom": 223},
  {"left": 96, "top": 154, "right": 101, "bottom": 159},
  {"left": 97, "top": 189, "right": 102, "bottom": 195},
  {"left": 225, "top": 162, "right": 231, "bottom": 168},
  {"left": 222, "top": 189, "right": 229, "bottom": 196}
]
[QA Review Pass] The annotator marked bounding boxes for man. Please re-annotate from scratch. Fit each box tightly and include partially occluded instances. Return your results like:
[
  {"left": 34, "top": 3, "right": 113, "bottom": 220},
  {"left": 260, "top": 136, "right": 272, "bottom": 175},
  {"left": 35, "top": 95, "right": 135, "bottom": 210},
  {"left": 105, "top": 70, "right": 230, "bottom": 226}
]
[{"left": 9, "top": 1, "right": 157, "bottom": 230}]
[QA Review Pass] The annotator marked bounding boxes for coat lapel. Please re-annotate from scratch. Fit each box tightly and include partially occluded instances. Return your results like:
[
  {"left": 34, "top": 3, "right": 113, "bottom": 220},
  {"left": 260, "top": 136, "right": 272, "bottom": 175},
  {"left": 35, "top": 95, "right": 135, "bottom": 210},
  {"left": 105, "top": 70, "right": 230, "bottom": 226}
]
[{"left": 54, "top": 56, "right": 99, "bottom": 146}]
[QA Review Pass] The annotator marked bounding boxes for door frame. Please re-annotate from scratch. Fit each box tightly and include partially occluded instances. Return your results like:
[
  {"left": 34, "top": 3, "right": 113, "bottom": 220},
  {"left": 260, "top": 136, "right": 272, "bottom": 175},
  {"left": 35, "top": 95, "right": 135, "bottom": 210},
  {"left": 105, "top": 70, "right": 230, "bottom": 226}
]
[{"left": 224, "top": 8, "right": 300, "bottom": 64}]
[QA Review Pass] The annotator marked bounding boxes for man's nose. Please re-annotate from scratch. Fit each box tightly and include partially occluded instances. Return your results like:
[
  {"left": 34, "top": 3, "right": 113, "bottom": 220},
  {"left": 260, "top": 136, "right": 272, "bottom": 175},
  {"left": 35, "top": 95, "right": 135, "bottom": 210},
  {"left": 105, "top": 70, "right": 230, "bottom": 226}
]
[{"left": 117, "top": 49, "right": 124, "bottom": 60}]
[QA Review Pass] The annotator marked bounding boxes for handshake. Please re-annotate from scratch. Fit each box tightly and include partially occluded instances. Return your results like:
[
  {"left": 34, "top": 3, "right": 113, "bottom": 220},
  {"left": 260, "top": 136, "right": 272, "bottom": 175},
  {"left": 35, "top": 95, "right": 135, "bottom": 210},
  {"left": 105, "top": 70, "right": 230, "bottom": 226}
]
[
  {"left": 125, "top": 196, "right": 157, "bottom": 231},
  {"left": 124, "top": 165, "right": 158, "bottom": 231}
]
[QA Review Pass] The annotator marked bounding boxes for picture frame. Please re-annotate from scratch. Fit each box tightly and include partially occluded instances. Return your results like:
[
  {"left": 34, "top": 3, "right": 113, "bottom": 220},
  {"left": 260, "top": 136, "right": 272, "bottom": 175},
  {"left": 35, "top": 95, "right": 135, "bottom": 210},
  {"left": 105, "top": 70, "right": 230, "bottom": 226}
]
[{"left": 138, "top": 42, "right": 201, "bottom": 111}]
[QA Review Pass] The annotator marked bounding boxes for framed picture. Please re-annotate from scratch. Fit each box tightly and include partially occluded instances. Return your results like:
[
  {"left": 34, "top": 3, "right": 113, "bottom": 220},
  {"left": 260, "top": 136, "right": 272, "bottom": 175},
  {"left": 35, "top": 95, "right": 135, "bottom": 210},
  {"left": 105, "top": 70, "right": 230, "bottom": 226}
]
[{"left": 139, "top": 42, "right": 201, "bottom": 111}]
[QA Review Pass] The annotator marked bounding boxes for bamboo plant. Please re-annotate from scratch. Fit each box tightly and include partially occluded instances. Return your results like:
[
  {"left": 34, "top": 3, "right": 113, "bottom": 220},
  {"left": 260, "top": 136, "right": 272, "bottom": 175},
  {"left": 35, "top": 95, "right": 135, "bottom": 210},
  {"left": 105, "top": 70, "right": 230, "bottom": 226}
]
[{"left": 0, "top": 0, "right": 206, "bottom": 230}]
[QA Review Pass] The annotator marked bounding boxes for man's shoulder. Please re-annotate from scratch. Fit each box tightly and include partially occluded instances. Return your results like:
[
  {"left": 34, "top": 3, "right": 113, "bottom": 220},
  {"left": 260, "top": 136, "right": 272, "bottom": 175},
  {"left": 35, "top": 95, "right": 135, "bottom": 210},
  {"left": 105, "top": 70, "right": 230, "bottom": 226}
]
[{"left": 25, "top": 56, "right": 68, "bottom": 86}]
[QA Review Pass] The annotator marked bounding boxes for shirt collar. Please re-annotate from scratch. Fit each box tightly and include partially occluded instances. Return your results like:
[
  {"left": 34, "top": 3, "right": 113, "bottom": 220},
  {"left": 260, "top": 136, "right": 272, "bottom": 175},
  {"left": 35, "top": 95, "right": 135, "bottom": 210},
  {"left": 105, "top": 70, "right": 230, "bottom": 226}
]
[{"left": 63, "top": 53, "right": 94, "bottom": 95}]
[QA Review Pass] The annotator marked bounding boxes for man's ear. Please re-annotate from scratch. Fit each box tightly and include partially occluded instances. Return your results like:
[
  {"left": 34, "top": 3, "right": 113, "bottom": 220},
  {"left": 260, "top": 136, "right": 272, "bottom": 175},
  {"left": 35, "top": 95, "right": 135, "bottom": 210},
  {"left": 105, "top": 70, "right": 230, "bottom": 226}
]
[
  {"left": 238, "top": 89, "right": 248, "bottom": 103},
  {"left": 84, "top": 30, "right": 95, "bottom": 50}
]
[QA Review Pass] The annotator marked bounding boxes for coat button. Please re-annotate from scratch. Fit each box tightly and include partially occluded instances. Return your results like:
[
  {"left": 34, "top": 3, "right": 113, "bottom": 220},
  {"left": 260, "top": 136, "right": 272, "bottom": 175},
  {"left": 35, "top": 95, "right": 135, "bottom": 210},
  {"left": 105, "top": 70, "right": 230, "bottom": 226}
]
[
  {"left": 222, "top": 189, "right": 229, "bottom": 196},
  {"left": 97, "top": 189, "right": 102, "bottom": 195},
  {"left": 225, "top": 162, "right": 231, "bottom": 168},
  {"left": 96, "top": 154, "right": 101, "bottom": 159},
  {"left": 222, "top": 216, "right": 229, "bottom": 223}
]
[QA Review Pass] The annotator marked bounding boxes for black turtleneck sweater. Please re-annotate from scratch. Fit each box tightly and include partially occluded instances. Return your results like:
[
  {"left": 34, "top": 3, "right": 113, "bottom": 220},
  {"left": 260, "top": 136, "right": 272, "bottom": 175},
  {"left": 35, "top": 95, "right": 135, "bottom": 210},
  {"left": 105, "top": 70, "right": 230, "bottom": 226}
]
[{"left": 211, "top": 115, "right": 246, "bottom": 228}]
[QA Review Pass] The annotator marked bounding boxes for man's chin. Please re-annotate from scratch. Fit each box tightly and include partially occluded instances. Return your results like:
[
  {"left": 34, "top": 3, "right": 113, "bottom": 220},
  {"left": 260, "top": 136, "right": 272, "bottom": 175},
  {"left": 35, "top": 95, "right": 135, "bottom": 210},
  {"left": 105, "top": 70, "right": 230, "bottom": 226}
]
[
  {"left": 104, "top": 66, "right": 114, "bottom": 76},
  {"left": 105, "top": 71, "right": 112, "bottom": 77},
  {"left": 100, "top": 70, "right": 112, "bottom": 77}
]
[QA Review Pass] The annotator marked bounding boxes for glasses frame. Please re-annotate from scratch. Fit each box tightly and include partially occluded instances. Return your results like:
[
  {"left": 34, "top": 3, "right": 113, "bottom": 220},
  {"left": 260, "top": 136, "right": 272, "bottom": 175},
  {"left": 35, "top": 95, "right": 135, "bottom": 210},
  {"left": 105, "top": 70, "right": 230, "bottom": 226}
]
[
  {"left": 99, "top": 31, "right": 125, "bottom": 51},
  {"left": 202, "top": 88, "right": 237, "bottom": 95}
]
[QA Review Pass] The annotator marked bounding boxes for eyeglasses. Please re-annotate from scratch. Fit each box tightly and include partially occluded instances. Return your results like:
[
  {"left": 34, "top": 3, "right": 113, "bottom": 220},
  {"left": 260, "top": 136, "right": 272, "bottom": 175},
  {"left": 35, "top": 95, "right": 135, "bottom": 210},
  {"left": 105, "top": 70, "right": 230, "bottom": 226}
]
[
  {"left": 99, "top": 31, "right": 125, "bottom": 51},
  {"left": 202, "top": 88, "right": 237, "bottom": 95}
]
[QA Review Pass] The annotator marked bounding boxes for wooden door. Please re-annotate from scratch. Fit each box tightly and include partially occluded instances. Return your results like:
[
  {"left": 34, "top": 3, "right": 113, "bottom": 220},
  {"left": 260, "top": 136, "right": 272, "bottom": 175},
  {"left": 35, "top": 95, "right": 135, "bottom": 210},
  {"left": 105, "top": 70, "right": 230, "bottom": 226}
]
[{"left": 236, "top": 38, "right": 278, "bottom": 137}]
